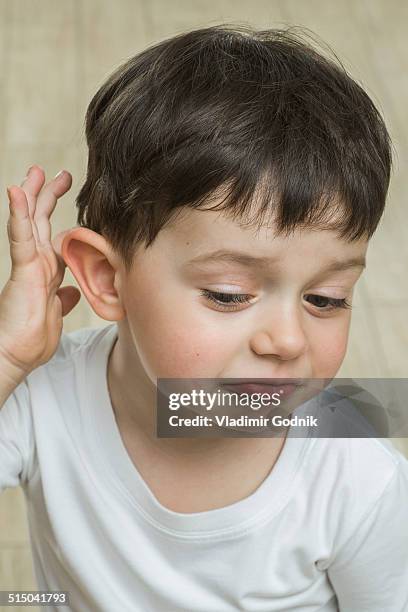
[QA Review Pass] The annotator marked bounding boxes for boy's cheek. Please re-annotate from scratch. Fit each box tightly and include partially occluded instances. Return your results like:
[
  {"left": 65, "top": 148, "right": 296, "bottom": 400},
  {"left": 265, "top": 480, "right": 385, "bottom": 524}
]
[
  {"left": 136, "top": 326, "right": 225, "bottom": 379},
  {"left": 311, "top": 325, "right": 350, "bottom": 377},
  {"left": 125, "top": 296, "right": 227, "bottom": 379}
]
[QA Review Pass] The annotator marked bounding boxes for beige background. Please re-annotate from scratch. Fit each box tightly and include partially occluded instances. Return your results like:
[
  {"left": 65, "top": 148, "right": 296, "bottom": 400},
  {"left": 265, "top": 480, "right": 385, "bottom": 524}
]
[{"left": 0, "top": 0, "right": 407, "bottom": 605}]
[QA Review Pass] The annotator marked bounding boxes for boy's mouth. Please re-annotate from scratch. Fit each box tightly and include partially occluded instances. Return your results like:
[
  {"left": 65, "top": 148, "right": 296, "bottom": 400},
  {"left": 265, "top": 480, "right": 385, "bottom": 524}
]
[{"left": 221, "top": 380, "right": 304, "bottom": 398}]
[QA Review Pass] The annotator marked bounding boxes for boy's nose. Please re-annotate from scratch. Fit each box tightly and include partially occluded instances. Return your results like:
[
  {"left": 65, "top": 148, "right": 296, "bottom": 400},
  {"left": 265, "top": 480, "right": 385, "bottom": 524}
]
[{"left": 250, "top": 307, "right": 308, "bottom": 361}]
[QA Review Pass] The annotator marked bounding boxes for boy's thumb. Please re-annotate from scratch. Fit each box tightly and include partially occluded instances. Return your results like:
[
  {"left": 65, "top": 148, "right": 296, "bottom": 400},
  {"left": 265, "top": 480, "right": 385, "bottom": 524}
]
[{"left": 56, "top": 286, "right": 81, "bottom": 317}]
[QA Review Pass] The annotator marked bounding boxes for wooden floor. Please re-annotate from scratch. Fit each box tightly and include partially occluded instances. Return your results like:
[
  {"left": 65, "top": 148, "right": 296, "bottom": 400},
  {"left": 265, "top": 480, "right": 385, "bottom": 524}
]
[{"left": 0, "top": 0, "right": 407, "bottom": 606}]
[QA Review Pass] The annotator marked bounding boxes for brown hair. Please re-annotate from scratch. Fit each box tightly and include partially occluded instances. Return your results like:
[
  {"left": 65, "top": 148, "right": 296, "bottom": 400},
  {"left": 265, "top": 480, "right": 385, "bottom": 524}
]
[{"left": 76, "top": 23, "right": 392, "bottom": 272}]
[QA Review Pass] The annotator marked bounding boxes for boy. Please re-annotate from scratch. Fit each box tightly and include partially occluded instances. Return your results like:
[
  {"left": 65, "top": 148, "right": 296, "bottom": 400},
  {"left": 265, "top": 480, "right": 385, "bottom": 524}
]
[{"left": 1, "top": 23, "right": 408, "bottom": 611}]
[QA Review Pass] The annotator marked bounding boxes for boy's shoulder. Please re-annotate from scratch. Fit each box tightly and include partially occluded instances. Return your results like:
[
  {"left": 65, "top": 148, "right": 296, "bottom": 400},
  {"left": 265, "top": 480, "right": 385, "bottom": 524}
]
[
  {"left": 318, "top": 433, "right": 405, "bottom": 478},
  {"left": 349, "top": 436, "right": 406, "bottom": 478},
  {"left": 309, "top": 434, "right": 408, "bottom": 516},
  {"left": 300, "top": 435, "right": 408, "bottom": 567},
  {"left": 305, "top": 386, "right": 408, "bottom": 491},
  {"left": 49, "top": 322, "right": 117, "bottom": 364},
  {"left": 23, "top": 322, "right": 118, "bottom": 392}
]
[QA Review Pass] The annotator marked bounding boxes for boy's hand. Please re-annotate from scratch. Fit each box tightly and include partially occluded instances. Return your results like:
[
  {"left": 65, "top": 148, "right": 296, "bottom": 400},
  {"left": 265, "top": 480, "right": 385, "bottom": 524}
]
[{"left": 0, "top": 165, "right": 81, "bottom": 378}]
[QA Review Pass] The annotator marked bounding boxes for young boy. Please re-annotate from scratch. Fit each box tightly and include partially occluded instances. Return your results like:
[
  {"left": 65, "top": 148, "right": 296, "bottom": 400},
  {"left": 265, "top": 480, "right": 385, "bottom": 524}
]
[{"left": 1, "top": 24, "right": 407, "bottom": 611}]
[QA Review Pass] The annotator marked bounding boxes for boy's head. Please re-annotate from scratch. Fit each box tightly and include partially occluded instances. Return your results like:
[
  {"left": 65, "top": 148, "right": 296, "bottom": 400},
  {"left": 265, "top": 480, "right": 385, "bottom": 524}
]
[{"left": 62, "top": 24, "right": 392, "bottom": 382}]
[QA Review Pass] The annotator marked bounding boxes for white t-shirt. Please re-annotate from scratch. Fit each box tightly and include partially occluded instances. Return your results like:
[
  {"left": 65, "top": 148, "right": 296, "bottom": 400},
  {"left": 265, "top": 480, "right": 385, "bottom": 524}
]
[{"left": 1, "top": 323, "right": 408, "bottom": 612}]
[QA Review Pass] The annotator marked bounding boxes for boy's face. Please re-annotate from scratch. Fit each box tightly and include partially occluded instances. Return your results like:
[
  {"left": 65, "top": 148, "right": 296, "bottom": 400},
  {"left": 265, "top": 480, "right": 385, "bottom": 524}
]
[{"left": 117, "top": 206, "right": 368, "bottom": 384}]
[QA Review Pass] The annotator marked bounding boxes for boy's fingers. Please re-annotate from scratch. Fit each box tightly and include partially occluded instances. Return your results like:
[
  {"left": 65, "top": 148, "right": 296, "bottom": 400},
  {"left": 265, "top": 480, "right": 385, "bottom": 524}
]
[
  {"left": 6, "top": 186, "right": 38, "bottom": 272},
  {"left": 10, "top": 184, "right": 41, "bottom": 245},
  {"left": 35, "top": 170, "right": 72, "bottom": 215},
  {"left": 34, "top": 170, "right": 73, "bottom": 244},
  {"left": 55, "top": 286, "right": 81, "bottom": 317},
  {"left": 19, "top": 165, "right": 46, "bottom": 219},
  {"left": 18, "top": 166, "right": 72, "bottom": 245}
]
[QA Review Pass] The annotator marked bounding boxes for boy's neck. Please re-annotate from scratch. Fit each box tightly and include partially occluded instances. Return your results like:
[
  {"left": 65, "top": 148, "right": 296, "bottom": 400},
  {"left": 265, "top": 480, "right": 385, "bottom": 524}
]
[{"left": 105, "top": 321, "right": 288, "bottom": 512}]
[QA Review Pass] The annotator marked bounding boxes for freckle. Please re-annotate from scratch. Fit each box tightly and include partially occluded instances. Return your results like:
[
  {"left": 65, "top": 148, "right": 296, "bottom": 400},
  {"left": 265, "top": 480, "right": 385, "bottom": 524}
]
[{"left": 196, "top": 352, "right": 200, "bottom": 357}]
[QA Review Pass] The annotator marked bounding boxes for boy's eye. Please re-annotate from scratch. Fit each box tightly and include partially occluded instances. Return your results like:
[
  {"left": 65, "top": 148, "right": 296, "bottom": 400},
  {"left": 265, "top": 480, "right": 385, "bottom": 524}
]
[
  {"left": 304, "top": 295, "right": 352, "bottom": 311},
  {"left": 200, "top": 289, "right": 352, "bottom": 312},
  {"left": 199, "top": 289, "right": 252, "bottom": 309}
]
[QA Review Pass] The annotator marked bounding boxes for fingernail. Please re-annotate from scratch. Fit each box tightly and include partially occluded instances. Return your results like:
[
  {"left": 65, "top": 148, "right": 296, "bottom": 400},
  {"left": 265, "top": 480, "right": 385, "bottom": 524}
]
[
  {"left": 54, "top": 170, "right": 65, "bottom": 179},
  {"left": 22, "top": 166, "right": 35, "bottom": 182}
]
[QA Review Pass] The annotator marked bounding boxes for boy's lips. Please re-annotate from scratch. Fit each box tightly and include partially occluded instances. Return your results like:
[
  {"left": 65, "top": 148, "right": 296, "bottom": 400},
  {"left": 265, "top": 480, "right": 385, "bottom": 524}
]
[{"left": 221, "top": 380, "right": 304, "bottom": 397}]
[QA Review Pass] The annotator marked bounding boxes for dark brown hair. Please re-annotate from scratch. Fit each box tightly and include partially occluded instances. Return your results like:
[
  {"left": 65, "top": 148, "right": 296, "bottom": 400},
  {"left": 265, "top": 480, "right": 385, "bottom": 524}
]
[{"left": 76, "top": 23, "right": 392, "bottom": 272}]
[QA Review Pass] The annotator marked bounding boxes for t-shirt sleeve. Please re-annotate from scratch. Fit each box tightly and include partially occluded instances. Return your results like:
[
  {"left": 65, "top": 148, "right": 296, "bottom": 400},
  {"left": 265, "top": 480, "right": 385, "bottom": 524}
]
[
  {"left": 0, "top": 378, "right": 36, "bottom": 493},
  {"left": 327, "top": 457, "right": 408, "bottom": 611}
]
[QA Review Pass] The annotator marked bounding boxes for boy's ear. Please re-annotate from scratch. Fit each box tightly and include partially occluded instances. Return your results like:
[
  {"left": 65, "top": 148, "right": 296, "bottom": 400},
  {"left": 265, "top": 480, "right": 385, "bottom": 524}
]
[{"left": 60, "top": 227, "right": 126, "bottom": 322}]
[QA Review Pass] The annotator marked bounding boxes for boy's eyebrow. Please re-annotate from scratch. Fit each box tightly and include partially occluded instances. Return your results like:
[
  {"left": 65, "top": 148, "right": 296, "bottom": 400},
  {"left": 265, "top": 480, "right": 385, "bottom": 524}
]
[{"left": 184, "top": 249, "right": 366, "bottom": 272}]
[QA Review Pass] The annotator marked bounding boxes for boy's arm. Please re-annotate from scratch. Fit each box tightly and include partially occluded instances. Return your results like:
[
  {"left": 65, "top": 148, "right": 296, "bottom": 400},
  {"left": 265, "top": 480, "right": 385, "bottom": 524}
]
[
  {"left": 0, "top": 378, "right": 35, "bottom": 493},
  {"left": 0, "top": 355, "right": 29, "bottom": 407},
  {"left": 327, "top": 458, "right": 408, "bottom": 611},
  {"left": 0, "top": 166, "right": 81, "bottom": 493}
]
